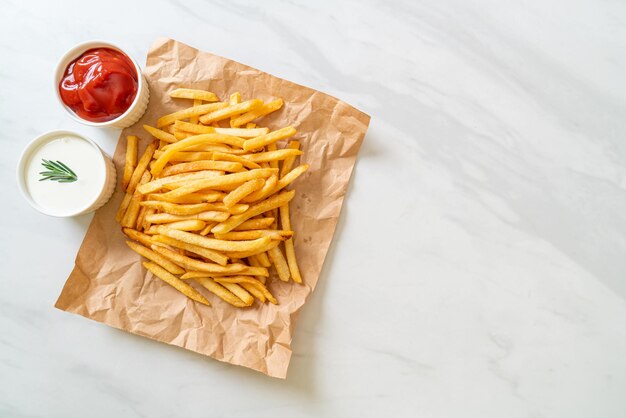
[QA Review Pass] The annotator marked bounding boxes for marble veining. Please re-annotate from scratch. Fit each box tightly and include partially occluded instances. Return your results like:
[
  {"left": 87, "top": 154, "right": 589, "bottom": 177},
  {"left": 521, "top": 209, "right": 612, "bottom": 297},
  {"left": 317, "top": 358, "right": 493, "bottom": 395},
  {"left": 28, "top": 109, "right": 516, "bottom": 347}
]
[{"left": 1, "top": 0, "right": 625, "bottom": 417}]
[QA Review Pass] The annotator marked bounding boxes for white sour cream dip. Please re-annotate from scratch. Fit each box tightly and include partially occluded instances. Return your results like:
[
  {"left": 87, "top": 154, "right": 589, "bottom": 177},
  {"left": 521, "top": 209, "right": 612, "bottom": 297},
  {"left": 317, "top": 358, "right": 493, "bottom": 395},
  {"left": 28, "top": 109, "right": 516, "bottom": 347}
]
[{"left": 24, "top": 134, "right": 105, "bottom": 216}]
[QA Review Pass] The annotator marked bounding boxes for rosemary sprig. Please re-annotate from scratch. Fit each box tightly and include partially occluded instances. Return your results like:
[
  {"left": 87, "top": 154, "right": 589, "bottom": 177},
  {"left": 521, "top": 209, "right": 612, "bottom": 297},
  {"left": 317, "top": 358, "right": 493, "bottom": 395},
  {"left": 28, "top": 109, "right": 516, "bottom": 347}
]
[{"left": 39, "top": 159, "right": 78, "bottom": 183}]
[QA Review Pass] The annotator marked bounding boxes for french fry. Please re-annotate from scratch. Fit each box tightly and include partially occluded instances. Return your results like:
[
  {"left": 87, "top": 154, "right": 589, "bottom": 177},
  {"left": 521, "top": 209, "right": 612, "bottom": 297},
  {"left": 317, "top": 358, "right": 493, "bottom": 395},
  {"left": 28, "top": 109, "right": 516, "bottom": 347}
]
[
  {"left": 169, "top": 88, "right": 219, "bottom": 102},
  {"left": 159, "top": 169, "right": 277, "bottom": 200},
  {"left": 126, "top": 241, "right": 185, "bottom": 275},
  {"left": 212, "top": 190, "right": 295, "bottom": 234},
  {"left": 199, "top": 223, "right": 216, "bottom": 236},
  {"left": 159, "top": 219, "right": 206, "bottom": 231},
  {"left": 190, "top": 99, "right": 202, "bottom": 124},
  {"left": 121, "top": 194, "right": 142, "bottom": 229},
  {"left": 151, "top": 245, "right": 245, "bottom": 274},
  {"left": 122, "top": 171, "right": 151, "bottom": 228},
  {"left": 223, "top": 179, "right": 264, "bottom": 208},
  {"left": 160, "top": 160, "right": 242, "bottom": 176},
  {"left": 256, "top": 251, "right": 271, "bottom": 267},
  {"left": 116, "top": 192, "right": 133, "bottom": 223},
  {"left": 244, "top": 148, "right": 302, "bottom": 164},
  {"left": 178, "top": 144, "right": 248, "bottom": 155},
  {"left": 140, "top": 201, "right": 248, "bottom": 216},
  {"left": 268, "top": 245, "right": 291, "bottom": 281},
  {"left": 194, "top": 277, "right": 248, "bottom": 307},
  {"left": 143, "top": 125, "right": 177, "bottom": 143},
  {"left": 161, "top": 133, "right": 245, "bottom": 149},
  {"left": 241, "top": 175, "right": 278, "bottom": 203},
  {"left": 224, "top": 266, "right": 269, "bottom": 277},
  {"left": 214, "top": 230, "right": 292, "bottom": 241},
  {"left": 198, "top": 99, "right": 263, "bottom": 124},
  {"left": 242, "top": 126, "right": 296, "bottom": 151},
  {"left": 154, "top": 151, "right": 215, "bottom": 164},
  {"left": 223, "top": 239, "right": 281, "bottom": 259},
  {"left": 123, "top": 136, "right": 138, "bottom": 189},
  {"left": 217, "top": 281, "right": 253, "bottom": 306},
  {"left": 173, "top": 131, "right": 192, "bottom": 140},
  {"left": 231, "top": 98, "right": 283, "bottom": 127},
  {"left": 232, "top": 217, "right": 275, "bottom": 231},
  {"left": 136, "top": 206, "right": 147, "bottom": 230},
  {"left": 272, "top": 164, "right": 309, "bottom": 195},
  {"left": 175, "top": 120, "right": 269, "bottom": 138},
  {"left": 280, "top": 141, "right": 301, "bottom": 178},
  {"left": 280, "top": 204, "right": 302, "bottom": 283},
  {"left": 270, "top": 143, "right": 282, "bottom": 170},
  {"left": 127, "top": 140, "right": 158, "bottom": 193},
  {"left": 269, "top": 208, "right": 279, "bottom": 230},
  {"left": 142, "top": 207, "right": 156, "bottom": 231},
  {"left": 140, "top": 201, "right": 220, "bottom": 216},
  {"left": 157, "top": 102, "right": 227, "bottom": 128},
  {"left": 211, "top": 152, "right": 262, "bottom": 169},
  {"left": 138, "top": 170, "right": 224, "bottom": 195},
  {"left": 283, "top": 238, "right": 302, "bottom": 283},
  {"left": 148, "top": 191, "right": 224, "bottom": 204},
  {"left": 122, "top": 227, "right": 154, "bottom": 248},
  {"left": 152, "top": 234, "right": 228, "bottom": 266},
  {"left": 143, "top": 261, "right": 210, "bottom": 306},
  {"left": 145, "top": 210, "right": 230, "bottom": 224}
]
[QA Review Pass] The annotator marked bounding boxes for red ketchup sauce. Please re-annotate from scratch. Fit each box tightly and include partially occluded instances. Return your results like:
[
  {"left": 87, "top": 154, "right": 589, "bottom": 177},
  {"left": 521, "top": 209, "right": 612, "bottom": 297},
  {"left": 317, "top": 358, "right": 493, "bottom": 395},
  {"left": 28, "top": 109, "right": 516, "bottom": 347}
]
[{"left": 59, "top": 48, "right": 138, "bottom": 122}]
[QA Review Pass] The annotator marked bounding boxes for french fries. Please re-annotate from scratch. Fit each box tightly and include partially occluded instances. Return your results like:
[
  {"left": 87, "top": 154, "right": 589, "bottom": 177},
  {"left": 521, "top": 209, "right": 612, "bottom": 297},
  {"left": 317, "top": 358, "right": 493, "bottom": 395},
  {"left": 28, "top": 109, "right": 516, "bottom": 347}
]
[{"left": 115, "top": 90, "right": 305, "bottom": 308}]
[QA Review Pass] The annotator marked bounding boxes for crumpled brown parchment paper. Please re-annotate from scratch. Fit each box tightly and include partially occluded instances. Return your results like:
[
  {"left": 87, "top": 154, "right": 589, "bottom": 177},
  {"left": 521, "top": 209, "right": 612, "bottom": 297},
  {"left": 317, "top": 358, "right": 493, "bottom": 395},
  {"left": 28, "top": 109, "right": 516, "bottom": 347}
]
[{"left": 55, "top": 38, "right": 370, "bottom": 378}]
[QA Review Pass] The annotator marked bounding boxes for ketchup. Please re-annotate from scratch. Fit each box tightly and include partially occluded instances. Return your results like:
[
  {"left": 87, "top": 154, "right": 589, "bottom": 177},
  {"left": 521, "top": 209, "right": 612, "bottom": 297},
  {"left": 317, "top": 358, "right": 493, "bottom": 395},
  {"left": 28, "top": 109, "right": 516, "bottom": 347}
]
[{"left": 59, "top": 48, "right": 138, "bottom": 122}]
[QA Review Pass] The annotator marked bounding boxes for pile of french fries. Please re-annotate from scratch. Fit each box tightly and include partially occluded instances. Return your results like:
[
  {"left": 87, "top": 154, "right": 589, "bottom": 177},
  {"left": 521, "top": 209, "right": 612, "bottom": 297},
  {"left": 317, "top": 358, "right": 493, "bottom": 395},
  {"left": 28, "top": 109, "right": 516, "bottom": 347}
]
[{"left": 115, "top": 88, "right": 308, "bottom": 308}]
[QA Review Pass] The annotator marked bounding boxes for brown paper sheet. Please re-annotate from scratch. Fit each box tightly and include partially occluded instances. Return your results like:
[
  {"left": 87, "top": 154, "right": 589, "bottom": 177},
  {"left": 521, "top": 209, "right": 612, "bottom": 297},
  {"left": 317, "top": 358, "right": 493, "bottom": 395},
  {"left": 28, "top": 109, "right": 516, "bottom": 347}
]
[{"left": 55, "top": 38, "right": 370, "bottom": 378}]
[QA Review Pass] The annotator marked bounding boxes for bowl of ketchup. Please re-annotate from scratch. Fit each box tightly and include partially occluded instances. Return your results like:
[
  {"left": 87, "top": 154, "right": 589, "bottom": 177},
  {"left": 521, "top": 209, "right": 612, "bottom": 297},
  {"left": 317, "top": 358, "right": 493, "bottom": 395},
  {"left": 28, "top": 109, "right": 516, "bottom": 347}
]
[{"left": 54, "top": 41, "right": 149, "bottom": 128}]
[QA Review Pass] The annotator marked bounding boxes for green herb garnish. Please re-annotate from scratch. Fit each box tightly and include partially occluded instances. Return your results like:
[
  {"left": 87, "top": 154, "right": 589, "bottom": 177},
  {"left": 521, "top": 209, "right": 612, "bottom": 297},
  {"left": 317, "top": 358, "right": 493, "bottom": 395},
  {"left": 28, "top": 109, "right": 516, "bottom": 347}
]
[{"left": 39, "top": 159, "right": 78, "bottom": 183}]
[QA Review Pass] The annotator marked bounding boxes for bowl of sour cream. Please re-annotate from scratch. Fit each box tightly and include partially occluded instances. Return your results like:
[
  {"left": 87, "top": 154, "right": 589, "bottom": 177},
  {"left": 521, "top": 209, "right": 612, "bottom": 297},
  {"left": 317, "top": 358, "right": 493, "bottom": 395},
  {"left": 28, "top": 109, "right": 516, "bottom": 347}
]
[{"left": 17, "top": 130, "right": 117, "bottom": 217}]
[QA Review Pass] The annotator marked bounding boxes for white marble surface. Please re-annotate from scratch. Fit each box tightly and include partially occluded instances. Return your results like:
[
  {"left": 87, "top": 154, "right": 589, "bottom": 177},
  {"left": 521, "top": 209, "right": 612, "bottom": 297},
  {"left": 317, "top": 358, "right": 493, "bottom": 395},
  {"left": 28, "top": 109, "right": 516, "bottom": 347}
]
[{"left": 1, "top": 0, "right": 626, "bottom": 416}]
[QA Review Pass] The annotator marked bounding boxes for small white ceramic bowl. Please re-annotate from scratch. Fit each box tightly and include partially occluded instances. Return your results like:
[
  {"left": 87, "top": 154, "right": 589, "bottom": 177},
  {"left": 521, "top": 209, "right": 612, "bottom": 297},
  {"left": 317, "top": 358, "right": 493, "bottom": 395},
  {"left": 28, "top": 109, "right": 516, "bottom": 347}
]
[
  {"left": 54, "top": 40, "right": 150, "bottom": 129},
  {"left": 17, "top": 130, "right": 117, "bottom": 217}
]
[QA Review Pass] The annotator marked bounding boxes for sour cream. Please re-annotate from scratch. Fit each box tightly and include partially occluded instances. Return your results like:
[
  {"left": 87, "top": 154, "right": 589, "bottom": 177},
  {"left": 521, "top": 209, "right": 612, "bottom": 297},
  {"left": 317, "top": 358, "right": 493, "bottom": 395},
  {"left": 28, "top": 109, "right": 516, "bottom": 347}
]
[{"left": 18, "top": 131, "right": 116, "bottom": 217}]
